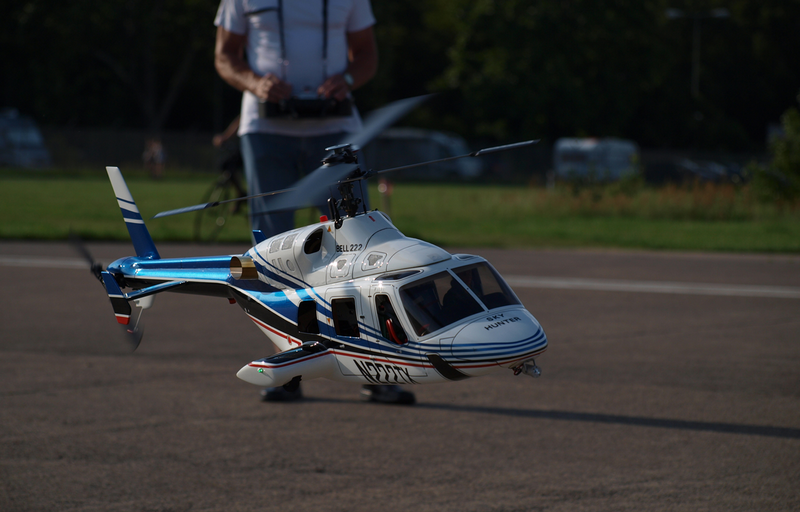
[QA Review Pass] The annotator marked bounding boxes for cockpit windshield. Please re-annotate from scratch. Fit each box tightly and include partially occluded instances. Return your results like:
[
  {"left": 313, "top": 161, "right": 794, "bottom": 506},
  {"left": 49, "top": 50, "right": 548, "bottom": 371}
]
[
  {"left": 452, "top": 262, "right": 521, "bottom": 309},
  {"left": 398, "top": 262, "right": 520, "bottom": 337}
]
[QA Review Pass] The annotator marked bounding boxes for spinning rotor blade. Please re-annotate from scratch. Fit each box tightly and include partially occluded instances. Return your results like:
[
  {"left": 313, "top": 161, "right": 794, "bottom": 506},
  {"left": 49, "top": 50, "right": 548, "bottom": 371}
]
[
  {"left": 153, "top": 95, "right": 431, "bottom": 220},
  {"left": 339, "top": 140, "right": 540, "bottom": 183},
  {"left": 69, "top": 232, "right": 143, "bottom": 351},
  {"left": 336, "top": 94, "right": 433, "bottom": 150},
  {"left": 68, "top": 231, "right": 104, "bottom": 282},
  {"left": 121, "top": 314, "right": 144, "bottom": 351},
  {"left": 261, "top": 163, "right": 361, "bottom": 213},
  {"left": 153, "top": 187, "right": 292, "bottom": 219},
  {"left": 263, "top": 94, "right": 433, "bottom": 213}
]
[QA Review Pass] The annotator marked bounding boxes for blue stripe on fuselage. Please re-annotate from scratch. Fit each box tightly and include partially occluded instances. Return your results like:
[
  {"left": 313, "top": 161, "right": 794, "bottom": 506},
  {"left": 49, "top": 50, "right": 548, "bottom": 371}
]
[
  {"left": 251, "top": 252, "right": 306, "bottom": 290},
  {"left": 451, "top": 329, "right": 547, "bottom": 360}
]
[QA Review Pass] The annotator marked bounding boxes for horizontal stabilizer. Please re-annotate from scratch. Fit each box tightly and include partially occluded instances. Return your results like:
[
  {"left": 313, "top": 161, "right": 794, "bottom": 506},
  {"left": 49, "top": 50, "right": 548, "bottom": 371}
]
[{"left": 125, "top": 280, "right": 187, "bottom": 301}]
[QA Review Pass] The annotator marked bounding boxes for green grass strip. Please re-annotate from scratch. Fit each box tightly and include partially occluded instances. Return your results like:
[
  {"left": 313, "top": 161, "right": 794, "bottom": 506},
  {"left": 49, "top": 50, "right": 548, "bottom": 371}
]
[{"left": 1, "top": 172, "right": 798, "bottom": 252}]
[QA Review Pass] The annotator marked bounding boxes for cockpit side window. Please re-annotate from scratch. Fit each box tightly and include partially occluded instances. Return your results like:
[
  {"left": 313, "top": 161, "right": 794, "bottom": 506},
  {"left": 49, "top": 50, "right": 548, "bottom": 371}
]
[
  {"left": 375, "top": 294, "right": 408, "bottom": 344},
  {"left": 454, "top": 262, "right": 520, "bottom": 309},
  {"left": 331, "top": 298, "right": 360, "bottom": 337},
  {"left": 303, "top": 229, "right": 323, "bottom": 254},
  {"left": 400, "top": 271, "right": 483, "bottom": 336}
]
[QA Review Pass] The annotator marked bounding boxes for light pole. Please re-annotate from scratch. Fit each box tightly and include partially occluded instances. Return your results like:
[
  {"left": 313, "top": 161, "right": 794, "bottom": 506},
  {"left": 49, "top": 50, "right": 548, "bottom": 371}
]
[{"left": 666, "top": 8, "right": 730, "bottom": 99}]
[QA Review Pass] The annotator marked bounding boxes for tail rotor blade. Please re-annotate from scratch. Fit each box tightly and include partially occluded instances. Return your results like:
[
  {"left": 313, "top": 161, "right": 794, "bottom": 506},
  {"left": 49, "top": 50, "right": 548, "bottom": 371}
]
[
  {"left": 121, "top": 313, "right": 144, "bottom": 351},
  {"left": 68, "top": 231, "right": 103, "bottom": 282}
]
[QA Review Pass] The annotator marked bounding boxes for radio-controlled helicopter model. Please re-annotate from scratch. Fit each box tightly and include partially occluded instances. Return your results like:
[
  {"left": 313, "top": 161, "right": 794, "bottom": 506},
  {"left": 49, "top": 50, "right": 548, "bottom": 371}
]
[{"left": 82, "top": 96, "right": 548, "bottom": 401}]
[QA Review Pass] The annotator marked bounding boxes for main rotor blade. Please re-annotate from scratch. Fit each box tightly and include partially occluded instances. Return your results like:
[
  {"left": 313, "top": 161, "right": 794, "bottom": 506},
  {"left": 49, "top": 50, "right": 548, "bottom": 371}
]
[
  {"left": 262, "top": 95, "right": 432, "bottom": 212},
  {"left": 153, "top": 187, "right": 292, "bottom": 219},
  {"left": 337, "top": 94, "right": 433, "bottom": 150},
  {"left": 354, "top": 140, "right": 540, "bottom": 180},
  {"left": 472, "top": 140, "right": 539, "bottom": 156},
  {"left": 261, "top": 163, "right": 361, "bottom": 213},
  {"left": 153, "top": 95, "right": 431, "bottom": 219}
]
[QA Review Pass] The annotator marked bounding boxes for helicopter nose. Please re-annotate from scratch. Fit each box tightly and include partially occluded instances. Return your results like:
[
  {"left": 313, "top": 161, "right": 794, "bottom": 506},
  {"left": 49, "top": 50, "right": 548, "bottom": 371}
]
[{"left": 448, "top": 308, "right": 547, "bottom": 366}]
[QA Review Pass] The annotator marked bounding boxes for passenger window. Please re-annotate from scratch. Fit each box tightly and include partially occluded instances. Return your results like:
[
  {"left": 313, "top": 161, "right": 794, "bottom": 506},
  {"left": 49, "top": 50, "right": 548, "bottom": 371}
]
[
  {"left": 331, "top": 298, "right": 360, "bottom": 337},
  {"left": 297, "top": 300, "right": 319, "bottom": 334},
  {"left": 375, "top": 294, "right": 408, "bottom": 344}
]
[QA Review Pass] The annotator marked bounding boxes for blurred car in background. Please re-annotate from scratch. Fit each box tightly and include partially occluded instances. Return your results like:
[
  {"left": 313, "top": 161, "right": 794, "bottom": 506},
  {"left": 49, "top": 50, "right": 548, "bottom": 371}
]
[
  {"left": 0, "top": 108, "right": 52, "bottom": 168},
  {"left": 359, "top": 128, "right": 483, "bottom": 180},
  {"left": 553, "top": 137, "right": 639, "bottom": 182},
  {"left": 675, "top": 158, "right": 746, "bottom": 184}
]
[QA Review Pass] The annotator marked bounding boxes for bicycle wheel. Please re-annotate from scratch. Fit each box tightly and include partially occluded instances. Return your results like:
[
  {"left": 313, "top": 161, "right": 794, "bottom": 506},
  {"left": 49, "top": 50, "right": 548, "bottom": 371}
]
[{"left": 194, "top": 179, "right": 236, "bottom": 242}]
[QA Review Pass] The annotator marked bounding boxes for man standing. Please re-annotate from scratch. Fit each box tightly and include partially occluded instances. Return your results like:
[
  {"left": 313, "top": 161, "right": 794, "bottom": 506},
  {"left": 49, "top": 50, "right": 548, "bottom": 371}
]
[
  {"left": 214, "top": 0, "right": 414, "bottom": 405},
  {"left": 214, "top": 0, "right": 376, "bottom": 236}
]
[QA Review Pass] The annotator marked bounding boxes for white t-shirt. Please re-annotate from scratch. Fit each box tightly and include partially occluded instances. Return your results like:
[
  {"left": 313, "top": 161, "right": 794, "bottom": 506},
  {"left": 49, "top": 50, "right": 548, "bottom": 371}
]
[{"left": 215, "top": 0, "right": 376, "bottom": 137}]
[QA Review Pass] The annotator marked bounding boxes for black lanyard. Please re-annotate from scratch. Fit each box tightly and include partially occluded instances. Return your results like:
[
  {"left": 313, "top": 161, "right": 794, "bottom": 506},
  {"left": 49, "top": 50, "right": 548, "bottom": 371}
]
[{"left": 245, "top": 0, "right": 329, "bottom": 81}]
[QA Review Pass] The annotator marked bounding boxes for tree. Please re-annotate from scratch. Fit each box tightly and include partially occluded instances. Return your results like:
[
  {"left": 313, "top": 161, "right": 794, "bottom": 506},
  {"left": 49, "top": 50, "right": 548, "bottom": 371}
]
[
  {"left": 421, "top": 0, "right": 674, "bottom": 142},
  {"left": 2, "top": 0, "right": 220, "bottom": 133},
  {"left": 3, "top": 0, "right": 799, "bottom": 151},
  {"left": 751, "top": 94, "right": 800, "bottom": 201},
  {"left": 419, "top": 0, "right": 800, "bottom": 149}
]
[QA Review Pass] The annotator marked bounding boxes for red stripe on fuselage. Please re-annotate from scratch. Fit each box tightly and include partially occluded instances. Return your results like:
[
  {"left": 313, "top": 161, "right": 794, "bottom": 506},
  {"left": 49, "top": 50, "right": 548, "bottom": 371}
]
[
  {"left": 247, "top": 351, "right": 330, "bottom": 370},
  {"left": 248, "top": 314, "right": 301, "bottom": 346}
]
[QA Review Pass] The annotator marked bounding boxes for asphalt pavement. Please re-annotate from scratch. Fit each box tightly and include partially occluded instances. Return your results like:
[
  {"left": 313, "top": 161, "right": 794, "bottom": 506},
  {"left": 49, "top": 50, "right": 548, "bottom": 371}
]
[{"left": 1, "top": 241, "right": 799, "bottom": 511}]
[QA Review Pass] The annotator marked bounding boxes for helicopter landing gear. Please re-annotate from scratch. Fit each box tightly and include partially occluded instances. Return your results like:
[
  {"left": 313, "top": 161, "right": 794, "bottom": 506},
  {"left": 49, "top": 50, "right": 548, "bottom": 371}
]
[
  {"left": 360, "top": 385, "right": 416, "bottom": 405},
  {"left": 261, "top": 376, "right": 304, "bottom": 402},
  {"left": 512, "top": 359, "right": 541, "bottom": 378}
]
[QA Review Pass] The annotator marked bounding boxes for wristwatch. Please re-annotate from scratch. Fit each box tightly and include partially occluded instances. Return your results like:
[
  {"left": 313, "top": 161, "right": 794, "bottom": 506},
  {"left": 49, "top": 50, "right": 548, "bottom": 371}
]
[{"left": 343, "top": 72, "right": 354, "bottom": 89}]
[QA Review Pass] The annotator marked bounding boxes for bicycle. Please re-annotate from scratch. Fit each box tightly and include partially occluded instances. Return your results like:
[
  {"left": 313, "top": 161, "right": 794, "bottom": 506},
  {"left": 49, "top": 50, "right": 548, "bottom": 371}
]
[{"left": 194, "top": 150, "right": 248, "bottom": 242}]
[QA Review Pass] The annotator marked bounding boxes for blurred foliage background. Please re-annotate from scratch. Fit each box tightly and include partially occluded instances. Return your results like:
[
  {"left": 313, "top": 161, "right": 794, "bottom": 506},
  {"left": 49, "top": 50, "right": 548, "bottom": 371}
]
[
  {"left": 2, "top": 0, "right": 799, "bottom": 250},
  {"left": 3, "top": 0, "right": 799, "bottom": 151}
]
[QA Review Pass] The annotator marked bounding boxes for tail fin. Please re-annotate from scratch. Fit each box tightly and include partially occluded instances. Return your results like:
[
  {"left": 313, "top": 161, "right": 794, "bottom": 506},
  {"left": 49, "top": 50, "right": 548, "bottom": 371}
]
[{"left": 106, "top": 166, "right": 160, "bottom": 259}]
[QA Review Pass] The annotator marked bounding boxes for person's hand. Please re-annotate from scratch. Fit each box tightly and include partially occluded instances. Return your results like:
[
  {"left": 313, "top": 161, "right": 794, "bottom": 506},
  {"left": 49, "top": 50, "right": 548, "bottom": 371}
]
[
  {"left": 253, "top": 73, "right": 292, "bottom": 102},
  {"left": 212, "top": 134, "right": 224, "bottom": 147},
  {"left": 317, "top": 74, "right": 350, "bottom": 101}
]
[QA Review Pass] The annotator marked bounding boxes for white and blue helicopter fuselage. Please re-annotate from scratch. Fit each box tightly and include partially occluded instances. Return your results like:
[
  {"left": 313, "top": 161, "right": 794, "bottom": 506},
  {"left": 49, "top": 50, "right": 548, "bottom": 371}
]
[{"left": 101, "top": 166, "right": 547, "bottom": 390}]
